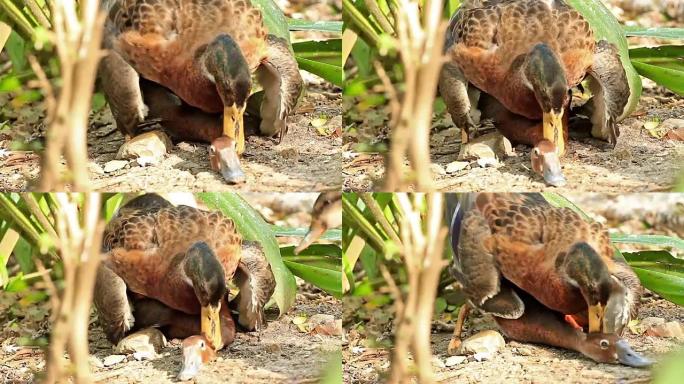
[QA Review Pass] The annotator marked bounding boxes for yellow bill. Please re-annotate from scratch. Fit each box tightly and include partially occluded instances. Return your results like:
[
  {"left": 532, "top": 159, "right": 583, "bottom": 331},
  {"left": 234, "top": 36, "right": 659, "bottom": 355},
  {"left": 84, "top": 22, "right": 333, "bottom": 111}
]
[
  {"left": 542, "top": 109, "right": 565, "bottom": 156},
  {"left": 223, "top": 104, "right": 246, "bottom": 155},
  {"left": 588, "top": 303, "right": 604, "bottom": 333},
  {"left": 201, "top": 302, "right": 223, "bottom": 350}
]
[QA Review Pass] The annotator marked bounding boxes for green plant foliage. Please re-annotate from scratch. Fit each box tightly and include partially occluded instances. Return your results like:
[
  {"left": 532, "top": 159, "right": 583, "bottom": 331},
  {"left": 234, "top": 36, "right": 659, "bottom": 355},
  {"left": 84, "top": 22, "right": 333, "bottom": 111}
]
[
  {"left": 293, "top": 39, "right": 342, "bottom": 86},
  {"left": 197, "top": 193, "right": 297, "bottom": 314},
  {"left": 622, "top": 251, "right": 684, "bottom": 305},
  {"left": 288, "top": 19, "right": 343, "bottom": 33},
  {"left": 272, "top": 226, "right": 341, "bottom": 241},
  {"left": 281, "top": 244, "right": 342, "bottom": 298},
  {"left": 252, "top": 0, "right": 291, "bottom": 42},
  {"left": 624, "top": 26, "right": 684, "bottom": 39}
]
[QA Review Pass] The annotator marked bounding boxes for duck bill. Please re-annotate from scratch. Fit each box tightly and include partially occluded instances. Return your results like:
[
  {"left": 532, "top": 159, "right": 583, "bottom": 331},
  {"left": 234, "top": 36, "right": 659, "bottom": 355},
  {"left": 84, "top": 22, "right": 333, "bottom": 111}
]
[
  {"left": 294, "top": 222, "right": 325, "bottom": 255},
  {"left": 223, "top": 104, "right": 246, "bottom": 155},
  {"left": 217, "top": 146, "right": 246, "bottom": 184},
  {"left": 616, "top": 339, "right": 652, "bottom": 368},
  {"left": 177, "top": 344, "right": 203, "bottom": 381},
  {"left": 542, "top": 109, "right": 565, "bottom": 156},
  {"left": 541, "top": 151, "right": 566, "bottom": 187},
  {"left": 201, "top": 303, "right": 224, "bottom": 351},
  {"left": 588, "top": 303, "right": 605, "bottom": 333}
]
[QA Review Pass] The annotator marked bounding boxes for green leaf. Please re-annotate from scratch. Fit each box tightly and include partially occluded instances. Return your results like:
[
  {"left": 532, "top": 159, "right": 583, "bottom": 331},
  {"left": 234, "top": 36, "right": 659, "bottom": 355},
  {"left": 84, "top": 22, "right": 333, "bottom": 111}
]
[
  {"left": 271, "top": 226, "right": 341, "bottom": 241},
  {"left": 610, "top": 234, "right": 684, "bottom": 250},
  {"left": 251, "top": 0, "right": 290, "bottom": 43},
  {"left": 296, "top": 57, "right": 342, "bottom": 86},
  {"left": 281, "top": 245, "right": 342, "bottom": 298},
  {"left": 631, "top": 60, "right": 684, "bottom": 96},
  {"left": 434, "top": 297, "right": 447, "bottom": 315},
  {"left": 293, "top": 39, "right": 341, "bottom": 66},
  {"left": 288, "top": 19, "right": 343, "bottom": 34},
  {"left": 197, "top": 193, "right": 296, "bottom": 314},
  {"left": 623, "top": 251, "right": 684, "bottom": 306},
  {"left": 565, "top": 0, "right": 642, "bottom": 118},
  {"left": 624, "top": 26, "right": 684, "bottom": 40}
]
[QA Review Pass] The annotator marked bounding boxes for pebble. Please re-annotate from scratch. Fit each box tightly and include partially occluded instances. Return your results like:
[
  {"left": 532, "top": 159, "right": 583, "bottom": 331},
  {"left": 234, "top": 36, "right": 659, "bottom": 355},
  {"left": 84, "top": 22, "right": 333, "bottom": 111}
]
[
  {"left": 472, "top": 352, "right": 492, "bottom": 362},
  {"left": 88, "top": 355, "right": 104, "bottom": 369},
  {"left": 116, "top": 130, "right": 171, "bottom": 164},
  {"left": 515, "top": 347, "right": 532, "bottom": 356},
  {"left": 430, "top": 163, "right": 446, "bottom": 176},
  {"left": 446, "top": 161, "right": 469, "bottom": 174},
  {"left": 445, "top": 355, "right": 467, "bottom": 367},
  {"left": 103, "top": 160, "right": 128, "bottom": 173},
  {"left": 645, "top": 321, "right": 684, "bottom": 340},
  {"left": 456, "top": 330, "right": 506, "bottom": 356},
  {"left": 102, "top": 354, "right": 126, "bottom": 367}
]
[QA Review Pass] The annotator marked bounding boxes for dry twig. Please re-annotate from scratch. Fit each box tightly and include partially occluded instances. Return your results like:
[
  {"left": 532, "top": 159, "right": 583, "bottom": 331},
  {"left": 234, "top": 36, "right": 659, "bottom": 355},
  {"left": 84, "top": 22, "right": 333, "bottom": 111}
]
[{"left": 384, "top": 0, "right": 447, "bottom": 191}]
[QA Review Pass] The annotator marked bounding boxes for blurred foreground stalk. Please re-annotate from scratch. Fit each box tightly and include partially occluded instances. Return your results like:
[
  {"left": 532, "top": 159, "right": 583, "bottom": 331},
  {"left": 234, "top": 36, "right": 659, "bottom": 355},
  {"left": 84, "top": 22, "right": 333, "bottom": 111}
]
[
  {"left": 24, "top": 193, "right": 105, "bottom": 383},
  {"left": 38, "top": 1, "right": 105, "bottom": 190},
  {"left": 384, "top": 0, "right": 447, "bottom": 191},
  {"left": 385, "top": 193, "right": 447, "bottom": 383}
]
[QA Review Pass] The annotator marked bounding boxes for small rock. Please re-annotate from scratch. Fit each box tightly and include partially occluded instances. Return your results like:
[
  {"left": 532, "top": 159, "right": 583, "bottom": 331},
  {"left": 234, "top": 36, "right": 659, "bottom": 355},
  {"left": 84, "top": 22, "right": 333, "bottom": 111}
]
[
  {"left": 102, "top": 354, "right": 126, "bottom": 367},
  {"left": 264, "top": 343, "right": 281, "bottom": 353},
  {"left": 430, "top": 163, "right": 446, "bottom": 176},
  {"left": 446, "top": 161, "right": 469, "bottom": 174},
  {"left": 88, "top": 355, "right": 104, "bottom": 369},
  {"left": 115, "top": 327, "right": 167, "bottom": 357},
  {"left": 116, "top": 130, "right": 171, "bottom": 164},
  {"left": 88, "top": 162, "right": 105, "bottom": 175},
  {"left": 432, "top": 356, "right": 446, "bottom": 368},
  {"left": 645, "top": 321, "right": 684, "bottom": 340},
  {"left": 103, "top": 160, "right": 128, "bottom": 173},
  {"left": 472, "top": 352, "right": 492, "bottom": 362},
  {"left": 476, "top": 158, "right": 498, "bottom": 168},
  {"left": 445, "top": 355, "right": 467, "bottom": 367},
  {"left": 456, "top": 330, "right": 506, "bottom": 356},
  {"left": 458, "top": 132, "right": 512, "bottom": 161},
  {"left": 308, "top": 314, "right": 342, "bottom": 336},
  {"left": 515, "top": 347, "right": 532, "bottom": 356}
]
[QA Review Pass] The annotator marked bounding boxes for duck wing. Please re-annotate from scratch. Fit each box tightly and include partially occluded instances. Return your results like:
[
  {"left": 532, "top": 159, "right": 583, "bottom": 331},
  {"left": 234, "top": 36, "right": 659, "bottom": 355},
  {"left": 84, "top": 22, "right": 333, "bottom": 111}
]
[{"left": 231, "top": 241, "right": 276, "bottom": 331}]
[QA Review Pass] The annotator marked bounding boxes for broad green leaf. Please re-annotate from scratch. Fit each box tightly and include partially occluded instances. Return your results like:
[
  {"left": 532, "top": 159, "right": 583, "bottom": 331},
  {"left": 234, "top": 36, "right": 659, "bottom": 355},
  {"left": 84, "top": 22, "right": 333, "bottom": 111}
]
[
  {"left": 624, "top": 26, "right": 684, "bottom": 40},
  {"left": 623, "top": 251, "right": 684, "bottom": 306},
  {"left": 281, "top": 245, "right": 342, "bottom": 298},
  {"left": 296, "top": 57, "right": 342, "bottom": 86},
  {"left": 630, "top": 45, "right": 684, "bottom": 70},
  {"left": 566, "top": 0, "right": 642, "bottom": 118},
  {"left": 610, "top": 234, "right": 684, "bottom": 251},
  {"left": 5, "top": 31, "right": 27, "bottom": 72},
  {"left": 292, "top": 39, "right": 342, "bottom": 66},
  {"left": 251, "top": 0, "right": 290, "bottom": 43},
  {"left": 631, "top": 61, "right": 684, "bottom": 96},
  {"left": 197, "top": 193, "right": 296, "bottom": 314},
  {"left": 271, "top": 226, "right": 341, "bottom": 241},
  {"left": 288, "top": 19, "right": 343, "bottom": 34},
  {"left": 654, "top": 349, "right": 684, "bottom": 384}
]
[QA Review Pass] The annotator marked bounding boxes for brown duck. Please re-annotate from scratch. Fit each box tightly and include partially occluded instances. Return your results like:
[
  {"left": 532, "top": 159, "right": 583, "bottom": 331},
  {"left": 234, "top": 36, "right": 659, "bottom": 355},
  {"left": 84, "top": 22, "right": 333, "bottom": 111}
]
[
  {"left": 94, "top": 193, "right": 276, "bottom": 379},
  {"left": 440, "top": 0, "right": 630, "bottom": 186},
  {"left": 446, "top": 193, "right": 650, "bottom": 367},
  {"left": 99, "top": 0, "right": 303, "bottom": 183}
]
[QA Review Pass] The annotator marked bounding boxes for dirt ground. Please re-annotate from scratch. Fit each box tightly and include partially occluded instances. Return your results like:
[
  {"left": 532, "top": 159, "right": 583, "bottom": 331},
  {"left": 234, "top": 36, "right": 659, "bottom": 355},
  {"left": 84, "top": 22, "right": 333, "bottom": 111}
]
[
  {"left": 0, "top": 0, "right": 341, "bottom": 192},
  {"left": 343, "top": 194, "right": 684, "bottom": 383}
]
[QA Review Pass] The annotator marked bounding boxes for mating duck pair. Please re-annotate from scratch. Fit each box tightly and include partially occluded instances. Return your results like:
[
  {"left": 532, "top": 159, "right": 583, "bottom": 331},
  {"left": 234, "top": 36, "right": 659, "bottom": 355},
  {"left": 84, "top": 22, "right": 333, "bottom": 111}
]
[
  {"left": 447, "top": 193, "right": 651, "bottom": 367},
  {"left": 94, "top": 194, "right": 276, "bottom": 380},
  {"left": 99, "top": 0, "right": 303, "bottom": 184},
  {"left": 440, "top": 0, "right": 631, "bottom": 186}
]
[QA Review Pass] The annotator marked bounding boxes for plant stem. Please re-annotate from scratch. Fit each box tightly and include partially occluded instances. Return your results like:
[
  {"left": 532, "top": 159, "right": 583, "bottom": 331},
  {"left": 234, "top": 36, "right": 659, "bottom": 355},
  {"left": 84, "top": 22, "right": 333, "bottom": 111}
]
[{"left": 343, "top": 0, "right": 382, "bottom": 48}]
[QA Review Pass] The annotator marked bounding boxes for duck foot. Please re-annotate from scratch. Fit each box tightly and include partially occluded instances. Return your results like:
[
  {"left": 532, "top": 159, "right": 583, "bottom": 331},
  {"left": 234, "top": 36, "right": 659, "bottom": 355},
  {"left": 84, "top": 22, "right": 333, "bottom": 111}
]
[{"left": 116, "top": 130, "right": 172, "bottom": 166}]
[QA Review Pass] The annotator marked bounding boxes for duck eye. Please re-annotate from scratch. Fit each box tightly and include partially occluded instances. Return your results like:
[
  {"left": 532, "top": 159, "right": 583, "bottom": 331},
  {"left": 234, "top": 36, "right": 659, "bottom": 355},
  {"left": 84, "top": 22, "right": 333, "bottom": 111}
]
[
  {"left": 533, "top": 148, "right": 540, "bottom": 156},
  {"left": 600, "top": 339, "right": 609, "bottom": 349},
  {"left": 199, "top": 340, "right": 205, "bottom": 348},
  {"left": 209, "top": 146, "right": 216, "bottom": 154}
]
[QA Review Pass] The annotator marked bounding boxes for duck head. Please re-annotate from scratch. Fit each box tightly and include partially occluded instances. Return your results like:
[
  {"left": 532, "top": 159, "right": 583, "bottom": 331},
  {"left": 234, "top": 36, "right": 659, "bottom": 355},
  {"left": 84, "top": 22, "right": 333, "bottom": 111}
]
[
  {"left": 177, "top": 335, "right": 216, "bottom": 381},
  {"left": 562, "top": 242, "right": 615, "bottom": 333},
  {"left": 209, "top": 136, "right": 246, "bottom": 184},
  {"left": 578, "top": 333, "right": 651, "bottom": 368},
  {"left": 531, "top": 139, "right": 566, "bottom": 187},
  {"left": 202, "top": 34, "right": 251, "bottom": 183},
  {"left": 184, "top": 241, "right": 227, "bottom": 350},
  {"left": 523, "top": 43, "right": 568, "bottom": 156}
]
